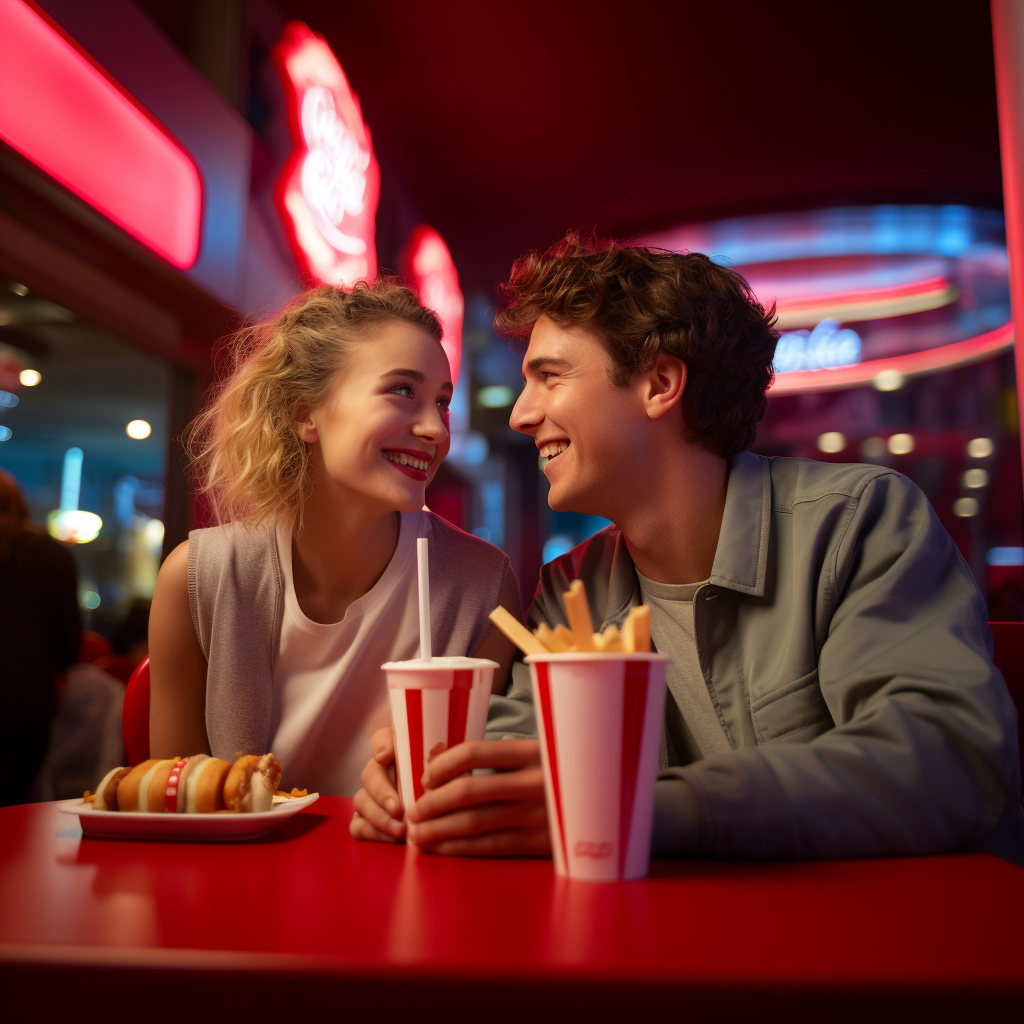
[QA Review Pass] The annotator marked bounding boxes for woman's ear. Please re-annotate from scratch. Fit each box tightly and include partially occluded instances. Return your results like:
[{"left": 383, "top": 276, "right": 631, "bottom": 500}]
[
  {"left": 643, "top": 353, "right": 686, "bottom": 420},
  {"left": 294, "top": 405, "right": 318, "bottom": 444}
]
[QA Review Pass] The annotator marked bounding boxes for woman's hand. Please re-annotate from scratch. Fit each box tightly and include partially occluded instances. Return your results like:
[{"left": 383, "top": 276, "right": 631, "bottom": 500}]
[
  {"left": 406, "top": 739, "right": 551, "bottom": 857},
  {"left": 350, "top": 727, "right": 406, "bottom": 842}
]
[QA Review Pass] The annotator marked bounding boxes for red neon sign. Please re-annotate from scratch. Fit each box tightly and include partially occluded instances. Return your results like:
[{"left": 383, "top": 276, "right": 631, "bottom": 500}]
[
  {"left": 0, "top": 0, "right": 202, "bottom": 269},
  {"left": 402, "top": 225, "right": 464, "bottom": 386},
  {"left": 273, "top": 22, "right": 380, "bottom": 287}
]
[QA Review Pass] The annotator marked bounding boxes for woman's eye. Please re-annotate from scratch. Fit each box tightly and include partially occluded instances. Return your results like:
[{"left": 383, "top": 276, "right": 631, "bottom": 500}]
[
  {"left": 390, "top": 385, "right": 413, "bottom": 398},
  {"left": 437, "top": 398, "right": 451, "bottom": 412}
]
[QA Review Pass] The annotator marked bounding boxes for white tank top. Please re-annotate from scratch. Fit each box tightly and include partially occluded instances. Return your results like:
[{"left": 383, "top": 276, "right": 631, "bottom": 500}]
[{"left": 268, "top": 511, "right": 428, "bottom": 795}]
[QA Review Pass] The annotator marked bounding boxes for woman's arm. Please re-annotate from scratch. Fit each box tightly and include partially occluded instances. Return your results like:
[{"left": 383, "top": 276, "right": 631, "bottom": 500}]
[
  {"left": 473, "top": 568, "right": 521, "bottom": 694},
  {"left": 149, "top": 540, "right": 211, "bottom": 757}
]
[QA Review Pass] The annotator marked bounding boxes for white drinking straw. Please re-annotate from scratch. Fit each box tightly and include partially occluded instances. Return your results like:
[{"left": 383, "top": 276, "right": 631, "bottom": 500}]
[{"left": 417, "top": 536, "right": 432, "bottom": 660}]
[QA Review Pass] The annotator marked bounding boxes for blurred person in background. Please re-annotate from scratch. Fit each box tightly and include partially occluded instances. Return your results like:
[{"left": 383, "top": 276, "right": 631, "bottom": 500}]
[{"left": 0, "top": 468, "right": 80, "bottom": 805}]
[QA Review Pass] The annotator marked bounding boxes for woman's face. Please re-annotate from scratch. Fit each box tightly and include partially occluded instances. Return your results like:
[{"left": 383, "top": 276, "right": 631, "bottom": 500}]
[{"left": 298, "top": 319, "right": 452, "bottom": 516}]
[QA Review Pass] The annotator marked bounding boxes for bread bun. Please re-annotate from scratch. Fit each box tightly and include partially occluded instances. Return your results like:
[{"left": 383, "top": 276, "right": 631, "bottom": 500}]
[
  {"left": 117, "top": 760, "right": 159, "bottom": 812},
  {"left": 93, "top": 766, "right": 131, "bottom": 811},
  {"left": 224, "top": 754, "right": 283, "bottom": 812},
  {"left": 172, "top": 754, "right": 206, "bottom": 812},
  {"left": 186, "top": 757, "right": 233, "bottom": 813}
]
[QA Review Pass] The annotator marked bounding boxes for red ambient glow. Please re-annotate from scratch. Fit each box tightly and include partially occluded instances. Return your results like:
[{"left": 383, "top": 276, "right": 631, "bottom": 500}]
[
  {"left": 770, "top": 321, "right": 1014, "bottom": 395},
  {"left": 273, "top": 21, "right": 380, "bottom": 287},
  {"left": 402, "top": 225, "right": 464, "bottom": 386},
  {"left": 0, "top": 0, "right": 202, "bottom": 268}
]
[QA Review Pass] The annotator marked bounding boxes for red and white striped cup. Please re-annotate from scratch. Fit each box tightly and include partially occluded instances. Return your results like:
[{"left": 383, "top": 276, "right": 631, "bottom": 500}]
[
  {"left": 384, "top": 657, "right": 498, "bottom": 809},
  {"left": 526, "top": 652, "right": 668, "bottom": 881}
]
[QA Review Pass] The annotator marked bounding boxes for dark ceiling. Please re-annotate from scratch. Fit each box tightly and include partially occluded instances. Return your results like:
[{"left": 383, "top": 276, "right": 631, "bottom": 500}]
[{"left": 281, "top": 1, "right": 1003, "bottom": 296}]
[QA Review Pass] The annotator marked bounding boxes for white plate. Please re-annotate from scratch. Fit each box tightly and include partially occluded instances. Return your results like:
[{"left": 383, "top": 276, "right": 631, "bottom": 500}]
[{"left": 57, "top": 793, "right": 320, "bottom": 841}]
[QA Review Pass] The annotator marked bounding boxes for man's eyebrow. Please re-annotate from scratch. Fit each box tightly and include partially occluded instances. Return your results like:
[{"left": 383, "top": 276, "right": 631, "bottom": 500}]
[{"left": 381, "top": 368, "right": 453, "bottom": 393}]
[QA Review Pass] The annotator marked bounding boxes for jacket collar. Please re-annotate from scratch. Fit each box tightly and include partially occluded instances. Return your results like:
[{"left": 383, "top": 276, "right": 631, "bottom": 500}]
[
  {"left": 599, "top": 450, "right": 770, "bottom": 625},
  {"left": 709, "top": 450, "right": 771, "bottom": 597}
]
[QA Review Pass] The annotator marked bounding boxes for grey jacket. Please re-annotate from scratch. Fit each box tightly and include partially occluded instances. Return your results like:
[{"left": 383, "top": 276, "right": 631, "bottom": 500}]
[
  {"left": 190, "top": 513, "right": 510, "bottom": 762},
  {"left": 488, "top": 451, "right": 1024, "bottom": 861}
]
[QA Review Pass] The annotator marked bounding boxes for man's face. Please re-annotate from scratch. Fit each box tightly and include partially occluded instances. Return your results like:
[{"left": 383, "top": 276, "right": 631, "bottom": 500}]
[{"left": 509, "top": 316, "right": 648, "bottom": 516}]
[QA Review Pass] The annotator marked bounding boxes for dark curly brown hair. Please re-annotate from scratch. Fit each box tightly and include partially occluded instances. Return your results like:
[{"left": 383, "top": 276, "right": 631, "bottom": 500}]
[{"left": 494, "top": 232, "right": 779, "bottom": 458}]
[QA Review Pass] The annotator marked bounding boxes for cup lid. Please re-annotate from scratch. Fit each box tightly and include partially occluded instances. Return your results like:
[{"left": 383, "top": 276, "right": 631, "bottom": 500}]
[{"left": 381, "top": 656, "right": 500, "bottom": 670}]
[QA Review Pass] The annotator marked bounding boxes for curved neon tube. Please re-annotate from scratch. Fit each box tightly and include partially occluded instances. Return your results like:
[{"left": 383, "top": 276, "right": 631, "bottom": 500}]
[{"left": 769, "top": 321, "right": 1014, "bottom": 395}]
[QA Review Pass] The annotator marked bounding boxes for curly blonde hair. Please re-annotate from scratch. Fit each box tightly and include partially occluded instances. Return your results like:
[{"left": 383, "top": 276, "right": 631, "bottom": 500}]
[{"left": 188, "top": 279, "right": 442, "bottom": 528}]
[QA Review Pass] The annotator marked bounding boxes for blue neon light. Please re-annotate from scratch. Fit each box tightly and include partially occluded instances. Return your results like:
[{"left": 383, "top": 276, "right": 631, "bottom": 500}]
[{"left": 773, "top": 320, "right": 861, "bottom": 374}]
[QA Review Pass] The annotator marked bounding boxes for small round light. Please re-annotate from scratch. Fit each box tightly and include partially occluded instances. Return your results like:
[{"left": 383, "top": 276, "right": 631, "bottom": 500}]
[
  {"left": 861, "top": 437, "right": 886, "bottom": 458},
  {"left": 887, "top": 433, "right": 915, "bottom": 455},
  {"left": 953, "top": 497, "right": 980, "bottom": 518},
  {"left": 966, "top": 437, "right": 994, "bottom": 459},
  {"left": 19, "top": 369, "right": 41, "bottom": 387},
  {"left": 873, "top": 369, "right": 905, "bottom": 392},
  {"left": 47, "top": 509, "right": 103, "bottom": 543},
  {"left": 817, "top": 431, "right": 846, "bottom": 454},
  {"left": 10, "top": 282, "right": 28, "bottom": 297},
  {"left": 82, "top": 591, "right": 101, "bottom": 609},
  {"left": 0, "top": 426, "right": 11, "bottom": 441},
  {"left": 126, "top": 419, "right": 151, "bottom": 440},
  {"left": 963, "top": 468, "right": 988, "bottom": 489},
  {"left": 476, "top": 385, "right": 515, "bottom": 409}
]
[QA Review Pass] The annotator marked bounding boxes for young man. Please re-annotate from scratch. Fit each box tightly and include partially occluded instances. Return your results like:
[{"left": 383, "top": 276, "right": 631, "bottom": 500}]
[{"left": 351, "top": 233, "right": 1023, "bottom": 861}]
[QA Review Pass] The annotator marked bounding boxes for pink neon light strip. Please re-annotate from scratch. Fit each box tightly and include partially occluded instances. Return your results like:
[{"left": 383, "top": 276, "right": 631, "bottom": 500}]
[
  {"left": 0, "top": 0, "right": 202, "bottom": 268},
  {"left": 770, "top": 322, "right": 1014, "bottom": 395},
  {"left": 772, "top": 275, "right": 951, "bottom": 314}
]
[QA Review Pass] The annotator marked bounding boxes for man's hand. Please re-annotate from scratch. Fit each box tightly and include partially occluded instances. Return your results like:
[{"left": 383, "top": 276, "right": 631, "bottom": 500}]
[
  {"left": 350, "top": 727, "right": 406, "bottom": 842},
  {"left": 406, "top": 739, "right": 551, "bottom": 857}
]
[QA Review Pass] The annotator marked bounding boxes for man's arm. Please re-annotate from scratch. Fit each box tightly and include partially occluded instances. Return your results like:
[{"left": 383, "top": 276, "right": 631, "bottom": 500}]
[{"left": 658, "top": 472, "right": 1022, "bottom": 859}]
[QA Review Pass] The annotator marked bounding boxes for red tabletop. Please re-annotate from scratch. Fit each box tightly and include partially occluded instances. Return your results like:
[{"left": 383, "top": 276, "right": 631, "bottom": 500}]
[{"left": 1, "top": 797, "right": 1022, "bottom": 1020}]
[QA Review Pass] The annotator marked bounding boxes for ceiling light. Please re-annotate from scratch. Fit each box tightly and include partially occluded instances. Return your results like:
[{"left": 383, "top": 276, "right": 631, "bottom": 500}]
[
  {"left": 476, "top": 385, "right": 515, "bottom": 409},
  {"left": 126, "top": 419, "right": 151, "bottom": 439},
  {"left": 816, "top": 431, "right": 846, "bottom": 453},
  {"left": 953, "top": 497, "right": 979, "bottom": 518},
  {"left": 19, "top": 369, "right": 41, "bottom": 386},
  {"left": 966, "top": 437, "right": 994, "bottom": 459},
  {"left": 873, "top": 369, "right": 904, "bottom": 391},
  {"left": 887, "top": 433, "right": 915, "bottom": 455},
  {"left": 963, "top": 468, "right": 988, "bottom": 489}
]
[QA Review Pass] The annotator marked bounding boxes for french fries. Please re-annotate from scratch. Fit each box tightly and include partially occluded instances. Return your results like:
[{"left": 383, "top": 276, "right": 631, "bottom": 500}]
[{"left": 489, "top": 579, "right": 651, "bottom": 656}]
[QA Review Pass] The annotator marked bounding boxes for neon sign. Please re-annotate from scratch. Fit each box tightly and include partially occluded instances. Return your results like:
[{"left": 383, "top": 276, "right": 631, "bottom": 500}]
[
  {"left": 773, "top": 320, "right": 861, "bottom": 375},
  {"left": 0, "top": 0, "right": 202, "bottom": 268},
  {"left": 273, "top": 21, "right": 380, "bottom": 287},
  {"left": 770, "top": 321, "right": 1013, "bottom": 396},
  {"left": 402, "top": 225, "right": 464, "bottom": 386}
]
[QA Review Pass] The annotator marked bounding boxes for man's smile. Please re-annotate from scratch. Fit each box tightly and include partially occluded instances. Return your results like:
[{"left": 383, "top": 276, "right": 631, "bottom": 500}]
[{"left": 538, "top": 439, "right": 570, "bottom": 468}]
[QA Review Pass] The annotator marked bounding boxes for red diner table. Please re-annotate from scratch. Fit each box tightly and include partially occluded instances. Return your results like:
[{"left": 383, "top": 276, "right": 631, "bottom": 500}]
[{"left": 1, "top": 797, "right": 1021, "bottom": 1021}]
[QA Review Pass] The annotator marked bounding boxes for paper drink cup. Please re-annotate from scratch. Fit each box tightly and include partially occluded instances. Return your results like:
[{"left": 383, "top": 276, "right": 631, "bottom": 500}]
[
  {"left": 384, "top": 656, "right": 498, "bottom": 810},
  {"left": 525, "top": 652, "right": 668, "bottom": 882}
]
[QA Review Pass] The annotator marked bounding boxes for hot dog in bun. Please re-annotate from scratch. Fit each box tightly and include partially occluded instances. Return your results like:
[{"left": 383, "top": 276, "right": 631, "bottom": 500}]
[{"left": 89, "top": 753, "right": 292, "bottom": 813}]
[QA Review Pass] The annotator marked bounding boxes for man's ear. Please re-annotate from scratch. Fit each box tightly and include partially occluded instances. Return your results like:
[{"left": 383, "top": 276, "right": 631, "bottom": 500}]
[
  {"left": 294, "top": 404, "right": 318, "bottom": 444},
  {"left": 642, "top": 353, "right": 686, "bottom": 420}
]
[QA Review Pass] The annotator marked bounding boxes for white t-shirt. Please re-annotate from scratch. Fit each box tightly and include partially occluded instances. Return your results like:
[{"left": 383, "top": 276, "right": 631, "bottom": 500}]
[{"left": 268, "top": 511, "right": 427, "bottom": 795}]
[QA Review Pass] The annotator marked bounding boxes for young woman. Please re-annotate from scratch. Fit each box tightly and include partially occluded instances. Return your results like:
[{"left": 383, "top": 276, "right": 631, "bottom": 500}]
[{"left": 149, "top": 280, "right": 519, "bottom": 797}]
